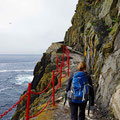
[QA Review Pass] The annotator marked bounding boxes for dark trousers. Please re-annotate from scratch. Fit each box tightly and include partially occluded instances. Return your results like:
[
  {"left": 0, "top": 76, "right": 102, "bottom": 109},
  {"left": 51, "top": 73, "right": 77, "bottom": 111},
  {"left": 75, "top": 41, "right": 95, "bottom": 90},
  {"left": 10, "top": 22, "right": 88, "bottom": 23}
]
[{"left": 69, "top": 100, "right": 87, "bottom": 120}]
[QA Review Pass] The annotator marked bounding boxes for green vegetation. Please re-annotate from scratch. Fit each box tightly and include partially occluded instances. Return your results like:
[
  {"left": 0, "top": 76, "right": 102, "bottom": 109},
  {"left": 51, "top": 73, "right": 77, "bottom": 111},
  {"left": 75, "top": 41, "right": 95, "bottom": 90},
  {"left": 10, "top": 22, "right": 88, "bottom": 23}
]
[
  {"left": 112, "top": 17, "right": 119, "bottom": 24},
  {"left": 107, "top": 27, "right": 112, "bottom": 32}
]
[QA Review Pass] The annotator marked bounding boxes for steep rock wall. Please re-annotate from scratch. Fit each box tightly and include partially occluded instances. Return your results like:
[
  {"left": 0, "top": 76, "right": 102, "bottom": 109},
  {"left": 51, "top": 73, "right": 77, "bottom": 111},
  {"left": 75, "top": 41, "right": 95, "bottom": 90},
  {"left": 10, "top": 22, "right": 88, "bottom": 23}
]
[{"left": 64, "top": 0, "right": 120, "bottom": 119}]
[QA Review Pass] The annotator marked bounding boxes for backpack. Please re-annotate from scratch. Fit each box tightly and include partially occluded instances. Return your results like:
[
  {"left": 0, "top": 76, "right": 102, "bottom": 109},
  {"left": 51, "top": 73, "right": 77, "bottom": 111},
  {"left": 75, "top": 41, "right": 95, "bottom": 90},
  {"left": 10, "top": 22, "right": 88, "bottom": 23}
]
[{"left": 67, "top": 71, "right": 89, "bottom": 103}]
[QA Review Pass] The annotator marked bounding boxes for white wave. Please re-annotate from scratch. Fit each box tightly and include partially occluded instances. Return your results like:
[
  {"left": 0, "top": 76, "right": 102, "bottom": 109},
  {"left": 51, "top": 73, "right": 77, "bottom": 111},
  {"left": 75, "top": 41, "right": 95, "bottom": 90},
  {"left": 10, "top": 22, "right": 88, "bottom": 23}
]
[
  {"left": 0, "top": 69, "right": 33, "bottom": 73},
  {"left": 15, "top": 75, "right": 33, "bottom": 85},
  {"left": 0, "top": 87, "right": 12, "bottom": 92}
]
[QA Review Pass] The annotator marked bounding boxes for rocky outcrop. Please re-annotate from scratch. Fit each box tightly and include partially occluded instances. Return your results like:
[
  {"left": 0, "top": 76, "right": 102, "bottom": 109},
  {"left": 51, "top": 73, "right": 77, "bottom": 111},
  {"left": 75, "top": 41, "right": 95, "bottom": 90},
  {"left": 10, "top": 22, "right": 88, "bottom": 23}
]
[
  {"left": 12, "top": 42, "right": 84, "bottom": 120},
  {"left": 12, "top": 42, "right": 64, "bottom": 120},
  {"left": 64, "top": 0, "right": 120, "bottom": 119},
  {"left": 96, "top": 49, "right": 120, "bottom": 118},
  {"left": 31, "top": 42, "right": 64, "bottom": 91}
]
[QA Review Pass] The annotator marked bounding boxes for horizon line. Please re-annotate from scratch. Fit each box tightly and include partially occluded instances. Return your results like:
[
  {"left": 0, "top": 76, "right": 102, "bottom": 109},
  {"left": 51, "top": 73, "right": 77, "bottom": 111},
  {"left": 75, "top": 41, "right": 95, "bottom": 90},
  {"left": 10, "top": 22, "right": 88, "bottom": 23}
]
[{"left": 0, "top": 53, "right": 43, "bottom": 55}]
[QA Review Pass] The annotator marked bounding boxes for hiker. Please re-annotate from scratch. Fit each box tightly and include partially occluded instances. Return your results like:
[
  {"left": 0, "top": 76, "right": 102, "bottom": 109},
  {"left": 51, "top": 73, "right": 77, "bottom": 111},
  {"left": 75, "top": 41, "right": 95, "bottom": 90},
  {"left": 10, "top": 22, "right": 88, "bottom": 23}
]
[{"left": 66, "top": 61, "right": 94, "bottom": 120}]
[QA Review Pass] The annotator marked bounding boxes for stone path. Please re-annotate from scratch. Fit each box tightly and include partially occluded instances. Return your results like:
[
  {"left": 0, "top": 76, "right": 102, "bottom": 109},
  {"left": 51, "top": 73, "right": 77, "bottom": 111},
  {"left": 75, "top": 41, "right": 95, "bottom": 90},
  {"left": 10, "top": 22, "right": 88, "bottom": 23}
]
[
  {"left": 33, "top": 49, "right": 108, "bottom": 120},
  {"left": 51, "top": 99, "right": 108, "bottom": 120},
  {"left": 50, "top": 51, "right": 108, "bottom": 120}
]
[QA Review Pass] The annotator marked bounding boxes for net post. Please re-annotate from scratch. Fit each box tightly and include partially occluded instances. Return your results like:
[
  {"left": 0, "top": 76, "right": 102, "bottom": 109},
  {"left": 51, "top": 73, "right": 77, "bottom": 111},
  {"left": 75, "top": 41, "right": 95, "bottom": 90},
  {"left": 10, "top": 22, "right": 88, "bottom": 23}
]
[
  {"left": 25, "top": 83, "right": 31, "bottom": 120},
  {"left": 52, "top": 71, "right": 55, "bottom": 106}
]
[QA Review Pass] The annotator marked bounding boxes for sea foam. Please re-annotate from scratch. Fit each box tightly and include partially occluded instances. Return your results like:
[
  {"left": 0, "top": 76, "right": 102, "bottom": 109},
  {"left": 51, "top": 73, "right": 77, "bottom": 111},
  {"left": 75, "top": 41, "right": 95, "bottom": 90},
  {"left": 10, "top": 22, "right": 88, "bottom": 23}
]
[
  {"left": 0, "top": 70, "right": 33, "bottom": 73},
  {"left": 15, "top": 74, "right": 33, "bottom": 85}
]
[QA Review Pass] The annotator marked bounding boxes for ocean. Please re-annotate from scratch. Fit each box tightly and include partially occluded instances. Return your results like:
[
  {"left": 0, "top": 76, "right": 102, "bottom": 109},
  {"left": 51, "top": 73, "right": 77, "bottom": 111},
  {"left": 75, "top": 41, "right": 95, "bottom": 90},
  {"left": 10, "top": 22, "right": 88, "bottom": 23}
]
[{"left": 0, "top": 54, "right": 41, "bottom": 120}]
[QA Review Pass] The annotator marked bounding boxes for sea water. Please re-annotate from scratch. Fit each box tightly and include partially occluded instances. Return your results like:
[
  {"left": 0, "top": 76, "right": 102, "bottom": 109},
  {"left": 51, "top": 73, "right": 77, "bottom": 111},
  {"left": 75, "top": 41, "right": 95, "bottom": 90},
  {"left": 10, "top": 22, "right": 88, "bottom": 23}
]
[{"left": 0, "top": 54, "right": 41, "bottom": 120}]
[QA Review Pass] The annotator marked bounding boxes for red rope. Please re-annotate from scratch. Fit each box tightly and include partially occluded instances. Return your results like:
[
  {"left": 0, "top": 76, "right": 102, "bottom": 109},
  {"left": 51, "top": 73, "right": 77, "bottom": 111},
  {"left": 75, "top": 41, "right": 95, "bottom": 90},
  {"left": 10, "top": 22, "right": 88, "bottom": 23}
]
[
  {"left": 65, "top": 46, "right": 69, "bottom": 52},
  {"left": 0, "top": 93, "right": 27, "bottom": 119},
  {"left": 57, "top": 63, "right": 61, "bottom": 66},
  {"left": 31, "top": 79, "right": 52, "bottom": 95},
  {"left": 55, "top": 81, "right": 61, "bottom": 92},
  {"left": 62, "top": 71, "right": 68, "bottom": 78},
  {"left": 63, "top": 63, "right": 68, "bottom": 67},
  {"left": 54, "top": 70, "right": 60, "bottom": 77},
  {"left": 0, "top": 45, "right": 70, "bottom": 120},
  {"left": 54, "top": 65, "right": 62, "bottom": 77},
  {"left": 57, "top": 57, "right": 62, "bottom": 62},
  {"left": 56, "top": 64, "right": 61, "bottom": 70},
  {"left": 54, "top": 62, "right": 63, "bottom": 77},
  {"left": 55, "top": 84, "right": 59, "bottom": 92},
  {"left": 65, "top": 52, "right": 69, "bottom": 57},
  {"left": 29, "top": 93, "right": 53, "bottom": 118},
  {"left": 62, "top": 69, "right": 66, "bottom": 72},
  {"left": 29, "top": 45, "right": 69, "bottom": 118}
]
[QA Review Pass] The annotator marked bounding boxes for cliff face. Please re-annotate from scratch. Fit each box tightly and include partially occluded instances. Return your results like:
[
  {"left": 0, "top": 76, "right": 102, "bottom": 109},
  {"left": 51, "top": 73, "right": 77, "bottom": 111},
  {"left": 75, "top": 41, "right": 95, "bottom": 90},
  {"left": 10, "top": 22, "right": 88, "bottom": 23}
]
[
  {"left": 12, "top": 0, "right": 120, "bottom": 120},
  {"left": 12, "top": 42, "right": 84, "bottom": 120},
  {"left": 12, "top": 43, "right": 64, "bottom": 120},
  {"left": 64, "top": 0, "right": 120, "bottom": 119}
]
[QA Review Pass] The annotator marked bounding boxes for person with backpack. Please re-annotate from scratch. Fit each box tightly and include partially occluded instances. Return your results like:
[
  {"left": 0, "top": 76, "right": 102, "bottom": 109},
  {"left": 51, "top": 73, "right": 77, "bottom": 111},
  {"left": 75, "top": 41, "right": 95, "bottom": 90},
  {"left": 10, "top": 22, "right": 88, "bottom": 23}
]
[{"left": 66, "top": 61, "right": 94, "bottom": 120}]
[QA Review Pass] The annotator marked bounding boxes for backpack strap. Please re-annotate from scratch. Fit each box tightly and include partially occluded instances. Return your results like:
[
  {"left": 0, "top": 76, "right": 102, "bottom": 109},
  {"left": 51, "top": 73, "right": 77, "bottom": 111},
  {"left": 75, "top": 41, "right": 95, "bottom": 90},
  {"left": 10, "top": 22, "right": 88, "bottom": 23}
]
[{"left": 82, "top": 84, "right": 86, "bottom": 101}]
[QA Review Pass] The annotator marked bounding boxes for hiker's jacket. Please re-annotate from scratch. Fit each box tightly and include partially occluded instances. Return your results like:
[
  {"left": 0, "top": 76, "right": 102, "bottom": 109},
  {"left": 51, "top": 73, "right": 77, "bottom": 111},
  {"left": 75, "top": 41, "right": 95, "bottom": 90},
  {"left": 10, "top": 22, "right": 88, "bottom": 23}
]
[{"left": 66, "top": 72, "right": 94, "bottom": 106}]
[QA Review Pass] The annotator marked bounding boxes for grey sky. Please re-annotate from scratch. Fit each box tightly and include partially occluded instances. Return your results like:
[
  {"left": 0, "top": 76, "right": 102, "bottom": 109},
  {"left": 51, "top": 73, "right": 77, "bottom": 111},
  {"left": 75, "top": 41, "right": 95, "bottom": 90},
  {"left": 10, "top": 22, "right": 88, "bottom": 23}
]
[{"left": 0, "top": 0, "right": 78, "bottom": 54}]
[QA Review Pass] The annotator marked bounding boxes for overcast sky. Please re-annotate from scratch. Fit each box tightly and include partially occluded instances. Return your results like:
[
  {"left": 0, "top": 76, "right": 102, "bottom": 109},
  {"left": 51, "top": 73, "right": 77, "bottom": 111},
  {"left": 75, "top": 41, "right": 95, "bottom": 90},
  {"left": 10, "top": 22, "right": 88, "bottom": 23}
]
[{"left": 0, "top": 0, "right": 78, "bottom": 54}]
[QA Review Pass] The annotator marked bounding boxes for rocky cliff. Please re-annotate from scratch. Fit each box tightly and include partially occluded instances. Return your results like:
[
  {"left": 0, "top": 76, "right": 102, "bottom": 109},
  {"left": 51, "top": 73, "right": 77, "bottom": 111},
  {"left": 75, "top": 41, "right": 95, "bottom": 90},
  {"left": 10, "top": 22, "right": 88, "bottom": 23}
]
[
  {"left": 12, "top": 0, "right": 120, "bottom": 120},
  {"left": 64, "top": 0, "right": 120, "bottom": 119}
]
